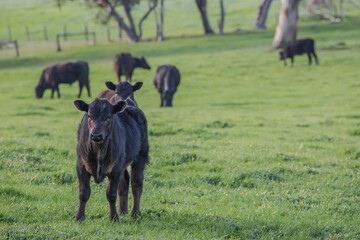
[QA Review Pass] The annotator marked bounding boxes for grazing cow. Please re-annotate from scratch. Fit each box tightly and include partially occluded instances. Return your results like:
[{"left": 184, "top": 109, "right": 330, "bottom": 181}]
[
  {"left": 279, "top": 38, "right": 319, "bottom": 66},
  {"left": 97, "top": 81, "right": 143, "bottom": 106},
  {"left": 113, "top": 53, "right": 151, "bottom": 82},
  {"left": 74, "top": 98, "right": 149, "bottom": 221},
  {"left": 153, "top": 64, "right": 181, "bottom": 107},
  {"left": 35, "top": 61, "right": 90, "bottom": 99}
]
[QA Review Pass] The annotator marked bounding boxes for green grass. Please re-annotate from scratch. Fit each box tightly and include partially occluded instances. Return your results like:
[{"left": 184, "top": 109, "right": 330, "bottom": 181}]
[{"left": 1, "top": 1, "right": 360, "bottom": 239}]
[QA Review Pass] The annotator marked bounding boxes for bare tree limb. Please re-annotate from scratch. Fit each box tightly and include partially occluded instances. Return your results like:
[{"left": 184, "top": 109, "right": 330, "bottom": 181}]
[
  {"left": 253, "top": 0, "right": 274, "bottom": 30},
  {"left": 218, "top": 0, "right": 225, "bottom": 35},
  {"left": 100, "top": 0, "right": 139, "bottom": 42},
  {"left": 138, "top": 0, "right": 158, "bottom": 41}
]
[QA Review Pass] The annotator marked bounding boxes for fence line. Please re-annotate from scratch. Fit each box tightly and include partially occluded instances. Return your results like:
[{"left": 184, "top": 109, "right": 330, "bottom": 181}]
[
  {"left": 0, "top": 40, "right": 19, "bottom": 57},
  {"left": 1, "top": 24, "right": 127, "bottom": 55},
  {"left": 56, "top": 31, "right": 96, "bottom": 52}
]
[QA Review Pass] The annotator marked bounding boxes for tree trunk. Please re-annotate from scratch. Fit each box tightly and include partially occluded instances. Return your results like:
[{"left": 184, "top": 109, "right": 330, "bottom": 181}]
[
  {"left": 195, "top": 0, "right": 214, "bottom": 34},
  {"left": 100, "top": 0, "right": 139, "bottom": 42},
  {"left": 271, "top": 0, "right": 300, "bottom": 50},
  {"left": 253, "top": 0, "right": 274, "bottom": 30},
  {"left": 122, "top": 0, "right": 138, "bottom": 39},
  {"left": 156, "top": 0, "right": 164, "bottom": 41},
  {"left": 218, "top": 0, "right": 225, "bottom": 35},
  {"left": 138, "top": 0, "right": 158, "bottom": 41},
  {"left": 340, "top": 0, "right": 345, "bottom": 20}
]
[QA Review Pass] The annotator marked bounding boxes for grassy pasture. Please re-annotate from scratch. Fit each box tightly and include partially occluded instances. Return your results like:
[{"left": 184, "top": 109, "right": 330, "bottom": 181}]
[{"left": 1, "top": 1, "right": 360, "bottom": 239}]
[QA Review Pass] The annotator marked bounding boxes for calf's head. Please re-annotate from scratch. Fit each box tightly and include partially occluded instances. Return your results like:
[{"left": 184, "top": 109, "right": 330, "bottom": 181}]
[
  {"left": 35, "top": 85, "right": 45, "bottom": 99},
  {"left": 138, "top": 57, "right": 151, "bottom": 70},
  {"left": 279, "top": 51, "right": 285, "bottom": 61},
  {"left": 105, "top": 81, "right": 143, "bottom": 101},
  {"left": 35, "top": 74, "right": 46, "bottom": 99},
  {"left": 74, "top": 98, "right": 127, "bottom": 144}
]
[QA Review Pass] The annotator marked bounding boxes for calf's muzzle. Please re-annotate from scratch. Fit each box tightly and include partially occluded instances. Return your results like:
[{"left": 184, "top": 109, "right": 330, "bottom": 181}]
[{"left": 90, "top": 133, "right": 103, "bottom": 142}]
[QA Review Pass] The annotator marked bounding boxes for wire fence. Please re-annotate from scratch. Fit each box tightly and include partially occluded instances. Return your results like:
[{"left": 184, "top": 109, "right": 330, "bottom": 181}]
[{"left": 0, "top": 24, "right": 126, "bottom": 57}]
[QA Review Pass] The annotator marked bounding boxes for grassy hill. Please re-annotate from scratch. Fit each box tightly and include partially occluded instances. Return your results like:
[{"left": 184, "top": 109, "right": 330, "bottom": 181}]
[{"left": 1, "top": 1, "right": 360, "bottom": 239}]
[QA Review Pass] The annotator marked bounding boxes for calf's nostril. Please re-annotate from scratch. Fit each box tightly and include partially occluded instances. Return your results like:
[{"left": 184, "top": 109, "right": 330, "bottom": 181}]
[{"left": 91, "top": 133, "right": 103, "bottom": 142}]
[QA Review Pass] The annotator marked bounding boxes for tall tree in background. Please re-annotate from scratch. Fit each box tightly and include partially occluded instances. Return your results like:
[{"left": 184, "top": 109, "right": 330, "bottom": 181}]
[
  {"left": 195, "top": 0, "right": 214, "bottom": 34},
  {"left": 154, "top": 0, "right": 164, "bottom": 41},
  {"left": 271, "top": 0, "right": 301, "bottom": 49},
  {"left": 218, "top": 0, "right": 225, "bottom": 34},
  {"left": 84, "top": 0, "right": 158, "bottom": 42},
  {"left": 253, "top": 0, "right": 274, "bottom": 30}
]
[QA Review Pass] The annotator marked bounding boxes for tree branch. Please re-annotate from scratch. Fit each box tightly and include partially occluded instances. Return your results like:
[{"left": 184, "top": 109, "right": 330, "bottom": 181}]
[
  {"left": 100, "top": 0, "right": 139, "bottom": 42},
  {"left": 138, "top": 0, "right": 158, "bottom": 41}
]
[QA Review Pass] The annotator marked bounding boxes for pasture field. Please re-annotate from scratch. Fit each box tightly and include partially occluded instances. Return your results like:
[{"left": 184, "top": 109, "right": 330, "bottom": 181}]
[{"left": 1, "top": 1, "right": 360, "bottom": 239}]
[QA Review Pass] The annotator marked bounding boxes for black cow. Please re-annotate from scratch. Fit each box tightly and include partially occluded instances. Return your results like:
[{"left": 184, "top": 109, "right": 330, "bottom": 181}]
[
  {"left": 97, "top": 81, "right": 143, "bottom": 106},
  {"left": 279, "top": 38, "right": 319, "bottom": 66},
  {"left": 74, "top": 98, "right": 149, "bottom": 221},
  {"left": 113, "top": 53, "right": 151, "bottom": 82},
  {"left": 35, "top": 61, "right": 90, "bottom": 99},
  {"left": 153, "top": 64, "right": 181, "bottom": 107}
]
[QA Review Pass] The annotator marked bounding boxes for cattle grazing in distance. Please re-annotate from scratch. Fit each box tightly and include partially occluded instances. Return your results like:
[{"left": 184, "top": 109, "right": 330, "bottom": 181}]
[
  {"left": 98, "top": 81, "right": 143, "bottom": 106},
  {"left": 153, "top": 64, "right": 181, "bottom": 107},
  {"left": 113, "top": 53, "right": 151, "bottom": 82},
  {"left": 279, "top": 38, "right": 319, "bottom": 66},
  {"left": 35, "top": 61, "right": 90, "bottom": 99},
  {"left": 74, "top": 98, "right": 149, "bottom": 221}
]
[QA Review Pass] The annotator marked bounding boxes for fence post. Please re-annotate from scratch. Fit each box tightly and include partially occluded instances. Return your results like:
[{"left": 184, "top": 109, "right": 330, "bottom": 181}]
[
  {"left": 107, "top": 27, "right": 111, "bottom": 42},
  {"left": 26, "top": 26, "right": 30, "bottom": 41},
  {"left": 56, "top": 34, "right": 61, "bottom": 52},
  {"left": 92, "top": 32, "right": 96, "bottom": 45},
  {"left": 8, "top": 25, "right": 12, "bottom": 41},
  {"left": 63, "top": 25, "right": 67, "bottom": 41},
  {"left": 43, "top": 25, "right": 48, "bottom": 41},
  {"left": 118, "top": 26, "right": 122, "bottom": 40},
  {"left": 14, "top": 40, "right": 19, "bottom": 57},
  {"left": 85, "top": 25, "right": 88, "bottom": 41}
]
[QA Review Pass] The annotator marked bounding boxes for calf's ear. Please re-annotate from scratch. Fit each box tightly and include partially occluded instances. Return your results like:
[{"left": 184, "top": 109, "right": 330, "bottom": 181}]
[
  {"left": 133, "top": 82, "right": 143, "bottom": 91},
  {"left": 112, "top": 100, "right": 127, "bottom": 114},
  {"left": 74, "top": 100, "right": 89, "bottom": 112},
  {"left": 105, "top": 82, "right": 116, "bottom": 91}
]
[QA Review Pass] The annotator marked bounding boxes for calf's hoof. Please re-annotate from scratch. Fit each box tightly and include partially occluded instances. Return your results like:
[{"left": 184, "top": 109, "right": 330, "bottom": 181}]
[
  {"left": 110, "top": 213, "right": 119, "bottom": 222},
  {"left": 75, "top": 213, "right": 85, "bottom": 222},
  {"left": 131, "top": 211, "right": 140, "bottom": 219}
]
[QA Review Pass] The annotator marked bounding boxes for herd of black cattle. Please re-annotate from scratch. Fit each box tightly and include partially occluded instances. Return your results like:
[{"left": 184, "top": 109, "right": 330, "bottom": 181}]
[
  {"left": 33, "top": 38, "right": 318, "bottom": 221},
  {"left": 34, "top": 52, "right": 181, "bottom": 107}
]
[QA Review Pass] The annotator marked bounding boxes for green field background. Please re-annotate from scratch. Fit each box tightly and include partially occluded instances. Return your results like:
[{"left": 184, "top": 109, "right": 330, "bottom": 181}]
[{"left": 1, "top": 0, "right": 360, "bottom": 239}]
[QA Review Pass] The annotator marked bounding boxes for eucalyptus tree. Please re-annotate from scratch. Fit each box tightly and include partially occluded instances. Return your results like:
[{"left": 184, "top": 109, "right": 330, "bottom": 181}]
[
  {"left": 195, "top": 0, "right": 214, "bottom": 34},
  {"left": 57, "top": 0, "right": 158, "bottom": 42},
  {"left": 253, "top": 0, "right": 274, "bottom": 30},
  {"left": 271, "top": 0, "right": 301, "bottom": 49}
]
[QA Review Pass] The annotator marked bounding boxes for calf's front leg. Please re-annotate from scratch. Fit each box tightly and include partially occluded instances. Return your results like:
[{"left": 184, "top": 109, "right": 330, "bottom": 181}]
[
  {"left": 118, "top": 169, "right": 130, "bottom": 214},
  {"left": 307, "top": 53, "right": 312, "bottom": 65},
  {"left": 51, "top": 89, "right": 55, "bottom": 99},
  {"left": 78, "top": 82, "right": 83, "bottom": 98},
  {"left": 131, "top": 161, "right": 145, "bottom": 217},
  {"left": 106, "top": 174, "right": 120, "bottom": 221},
  {"left": 75, "top": 164, "right": 91, "bottom": 221},
  {"left": 56, "top": 86, "right": 61, "bottom": 98}
]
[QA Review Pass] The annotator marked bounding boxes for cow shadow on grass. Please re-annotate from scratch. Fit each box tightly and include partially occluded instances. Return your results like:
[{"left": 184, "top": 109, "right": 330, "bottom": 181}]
[{"left": 107, "top": 208, "right": 279, "bottom": 239}]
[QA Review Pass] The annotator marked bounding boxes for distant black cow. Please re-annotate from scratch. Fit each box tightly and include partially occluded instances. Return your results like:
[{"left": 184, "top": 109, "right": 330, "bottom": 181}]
[
  {"left": 97, "top": 81, "right": 143, "bottom": 106},
  {"left": 113, "top": 53, "right": 151, "bottom": 82},
  {"left": 35, "top": 61, "right": 90, "bottom": 99},
  {"left": 279, "top": 38, "right": 319, "bottom": 66},
  {"left": 153, "top": 64, "right": 181, "bottom": 107},
  {"left": 74, "top": 98, "right": 149, "bottom": 221}
]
